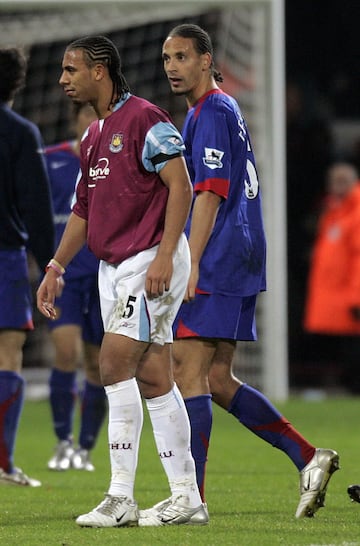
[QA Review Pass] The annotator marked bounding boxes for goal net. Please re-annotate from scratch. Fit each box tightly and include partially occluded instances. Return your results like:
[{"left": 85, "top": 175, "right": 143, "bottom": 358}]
[{"left": 0, "top": 0, "right": 287, "bottom": 400}]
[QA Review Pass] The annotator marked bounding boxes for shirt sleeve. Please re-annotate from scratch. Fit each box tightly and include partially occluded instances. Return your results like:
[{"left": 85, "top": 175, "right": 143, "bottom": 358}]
[
  {"left": 191, "top": 108, "right": 231, "bottom": 199},
  {"left": 72, "top": 169, "right": 88, "bottom": 221},
  {"left": 70, "top": 168, "right": 82, "bottom": 210},
  {"left": 16, "top": 123, "right": 55, "bottom": 270},
  {"left": 72, "top": 134, "right": 89, "bottom": 220},
  {"left": 142, "top": 121, "right": 185, "bottom": 173}
]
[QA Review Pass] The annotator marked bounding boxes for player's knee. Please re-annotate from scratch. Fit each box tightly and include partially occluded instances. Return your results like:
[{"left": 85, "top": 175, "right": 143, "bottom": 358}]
[
  {"left": 172, "top": 358, "right": 183, "bottom": 382},
  {"left": 55, "top": 349, "right": 81, "bottom": 371},
  {"left": 209, "top": 364, "right": 240, "bottom": 396}
]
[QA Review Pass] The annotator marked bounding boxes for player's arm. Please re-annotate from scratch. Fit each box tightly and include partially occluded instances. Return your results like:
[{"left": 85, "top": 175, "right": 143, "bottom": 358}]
[
  {"left": 186, "top": 107, "right": 230, "bottom": 299},
  {"left": 145, "top": 155, "right": 193, "bottom": 298},
  {"left": 186, "top": 190, "right": 221, "bottom": 301},
  {"left": 16, "top": 124, "right": 55, "bottom": 270},
  {"left": 37, "top": 212, "right": 88, "bottom": 318}
]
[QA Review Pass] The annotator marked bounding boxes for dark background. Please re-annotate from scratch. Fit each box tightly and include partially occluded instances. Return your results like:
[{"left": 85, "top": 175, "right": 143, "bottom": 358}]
[
  {"left": 286, "top": 0, "right": 359, "bottom": 119},
  {"left": 285, "top": 0, "right": 360, "bottom": 389}
]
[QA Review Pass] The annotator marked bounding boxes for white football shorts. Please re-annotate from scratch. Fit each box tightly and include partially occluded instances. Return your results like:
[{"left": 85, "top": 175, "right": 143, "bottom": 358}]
[{"left": 98, "top": 233, "right": 190, "bottom": 345}]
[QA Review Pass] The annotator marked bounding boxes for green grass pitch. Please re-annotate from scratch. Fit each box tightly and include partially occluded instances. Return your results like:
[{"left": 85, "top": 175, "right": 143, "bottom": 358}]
[{"left": 1, "top": 396, "right": 360, "bottom": 545}]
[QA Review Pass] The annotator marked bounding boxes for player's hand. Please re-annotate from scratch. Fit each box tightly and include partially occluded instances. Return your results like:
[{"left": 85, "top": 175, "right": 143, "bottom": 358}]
[
  {"left": 183, "top": 264, "right": 199, "bottom": 302},
  {"left": 145, "top": 253, "right": 173, "bottom": 298},
  {"left": 36, "top": 270, "right": 62, "bottom": 319}
]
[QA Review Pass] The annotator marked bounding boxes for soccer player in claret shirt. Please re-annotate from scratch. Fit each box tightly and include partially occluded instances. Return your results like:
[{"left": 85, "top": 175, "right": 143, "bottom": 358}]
[
  {"left": 37, "top": 35, "right": 206, "bottom": 527},
  {"left": 45, "top": 103, "right": 106, "bottom": 473},
  {"left": 144, "top": 23, "right": 339, "bottom": 520}
]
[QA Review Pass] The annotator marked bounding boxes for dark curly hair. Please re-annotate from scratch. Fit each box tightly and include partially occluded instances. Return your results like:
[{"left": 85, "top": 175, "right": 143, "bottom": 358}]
[{"left": 0, "top": 47, "right": 27, "bottom": 102}]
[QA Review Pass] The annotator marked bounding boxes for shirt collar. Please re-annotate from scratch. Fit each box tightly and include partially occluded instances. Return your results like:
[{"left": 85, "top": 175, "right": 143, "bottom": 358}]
[{"left": 112, "top": 92, "right": 131, "bottom": 113}]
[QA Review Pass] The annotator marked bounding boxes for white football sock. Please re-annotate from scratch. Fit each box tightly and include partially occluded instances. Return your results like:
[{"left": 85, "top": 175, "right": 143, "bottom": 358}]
[
  {"left": 105, "top": 378, "right": 143, "bottom": 499},
  {"left": 145, "top": 383, "right": 202, "bottom": 507}
]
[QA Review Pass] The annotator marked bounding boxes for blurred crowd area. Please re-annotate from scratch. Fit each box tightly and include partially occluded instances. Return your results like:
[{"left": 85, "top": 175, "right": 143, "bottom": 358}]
[
  {"left": 285, "top": 1, "right": 360, "bottom": 390},
  {"left": 19, "top": 1, "right": 360, "bottom": 392}
]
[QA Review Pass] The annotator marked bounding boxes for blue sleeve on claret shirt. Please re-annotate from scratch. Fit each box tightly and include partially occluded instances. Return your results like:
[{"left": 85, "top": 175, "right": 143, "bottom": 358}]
[{"left": 142, "top": 121, "right": 185, "bottom": 173}]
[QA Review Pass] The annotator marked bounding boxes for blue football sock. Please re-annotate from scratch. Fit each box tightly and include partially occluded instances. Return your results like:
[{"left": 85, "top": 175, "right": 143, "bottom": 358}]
[
  {"left": 185, "top": 394, "right": 212, "bottom": 501},
  {"left": 0, "top": 370, "right": 25, "bottom": 473},
  {"left": 79, "top": 381, "right": 107, "bottom": 450},
  {"left": 49, "top": 368, "right": 77, "bottom": 442},
  {"left": 228, "top": 384, "right": 315, "bottom": 470}
]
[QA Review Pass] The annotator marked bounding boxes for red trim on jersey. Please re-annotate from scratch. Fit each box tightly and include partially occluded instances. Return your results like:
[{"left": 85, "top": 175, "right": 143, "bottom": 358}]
[
  {"left": 176, "top": 319, "right": 199, "bottom": 338},
  {"left": 195, "top": 287, "right": 211, "bottom": 295},
  {"left": 22, "top": 318, "right": 34, "bottom": 330},
  {"left": 193, "top": 88, "right": 225, "bottom": 119},
  {"left": 194, "top": 177, "right": 229, "bottom": 199},
  {"left": 45, "top": 140, "right": 75, "bottom": 156}
]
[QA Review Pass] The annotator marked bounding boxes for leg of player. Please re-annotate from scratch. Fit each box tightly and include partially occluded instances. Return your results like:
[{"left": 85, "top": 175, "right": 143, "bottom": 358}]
[
  {"left": 209, "top": 341, "right": 340, "bottom": 518},
  {"left": 73, "top": 342, "right": 107, "bottom": 471},
  {"left": 75, "top": 333, "right": 147, "bottom": 528},
  {"left": 137, "top": 342, "right": 208, "bottom": 527},
  {"left": 0, "top": 330, "right": 41, "bottom": 487},
  {"left": 75, "top": 333, "right": 205, "bottom": 528},
  {"left": 47, "top": 325, "right": 82, "bottom": 471},
  {"left": 171, "top": 337, "right": 215, "bottom": 504}
]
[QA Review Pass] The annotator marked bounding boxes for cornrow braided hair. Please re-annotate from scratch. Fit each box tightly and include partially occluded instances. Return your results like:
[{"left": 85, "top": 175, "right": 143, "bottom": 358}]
[
  {"left": 67, "top": 35, "right": 130, "bottom": 109},
  {"left": 168, "top": 24, "right": 223, "bottom": 83}
]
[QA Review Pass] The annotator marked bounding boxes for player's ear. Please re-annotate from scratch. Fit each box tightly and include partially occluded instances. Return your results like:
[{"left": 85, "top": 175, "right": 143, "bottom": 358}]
[
  {"left": 202, "top": 52, "right": 212, "bottom": 71},
  {"left": 94, "top": 63, "right": 106, "bottom": 81}
]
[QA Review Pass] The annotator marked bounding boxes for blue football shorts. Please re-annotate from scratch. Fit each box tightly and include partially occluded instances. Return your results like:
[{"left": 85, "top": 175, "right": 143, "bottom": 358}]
[
  {"left": 173, "top": 292, "right": 258, "bottom": 341},
  {"left": 48, "top": 274, "right": 104, "bottom": 346},
  {"left": 0, "top": 248, "right": 34, "bottom": 330}
]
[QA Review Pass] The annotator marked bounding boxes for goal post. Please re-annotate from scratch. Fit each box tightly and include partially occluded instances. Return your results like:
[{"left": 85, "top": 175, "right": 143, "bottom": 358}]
[{"left": 0, "top": 0, "right": 287, "bottom": 400}]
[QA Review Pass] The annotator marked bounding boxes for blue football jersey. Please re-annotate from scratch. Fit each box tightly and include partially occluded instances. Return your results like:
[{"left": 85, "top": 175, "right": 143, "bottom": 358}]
[{"left": 183, "top": 89, "right": 266, "bottom": 296}]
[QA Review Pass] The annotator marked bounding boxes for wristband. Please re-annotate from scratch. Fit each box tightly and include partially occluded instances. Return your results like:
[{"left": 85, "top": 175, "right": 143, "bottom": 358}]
[{"left": 45, "top": 258, "right": 65, "bottom": 276}]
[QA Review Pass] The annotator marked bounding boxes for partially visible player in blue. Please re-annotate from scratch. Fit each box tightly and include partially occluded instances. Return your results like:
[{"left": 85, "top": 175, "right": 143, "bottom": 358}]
[
  {"left": 159, "top": 24, "right": 339, "bottom": 519},
  {"left": 45, "top": 103, "right": 107, "bottom": 472},
  {"left": 0, "top": 47, "right": 54, "bottom": 486}
]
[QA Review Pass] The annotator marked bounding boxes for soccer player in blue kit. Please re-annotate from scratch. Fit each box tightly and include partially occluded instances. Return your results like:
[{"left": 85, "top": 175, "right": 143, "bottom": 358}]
[
  {"left": 37, "top": 35, "right": 205, "bottom": 527},
  {"left": 45, "top": 103, "right": 106, "bottom": 472},
  {"left": 154, "top": 24, "right": 339, "bottom": 519},
  {"left": 0, "top": 47, "right": 54, "bottom": 486}
]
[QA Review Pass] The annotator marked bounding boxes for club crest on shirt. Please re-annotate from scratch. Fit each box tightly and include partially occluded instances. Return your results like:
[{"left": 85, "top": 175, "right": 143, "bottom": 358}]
[
  {"left": 109, "top": 133, "right": 124, "bottom": 153},
  {"left": 203, "top": 147, "right": 224, "bottom": 170}
]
